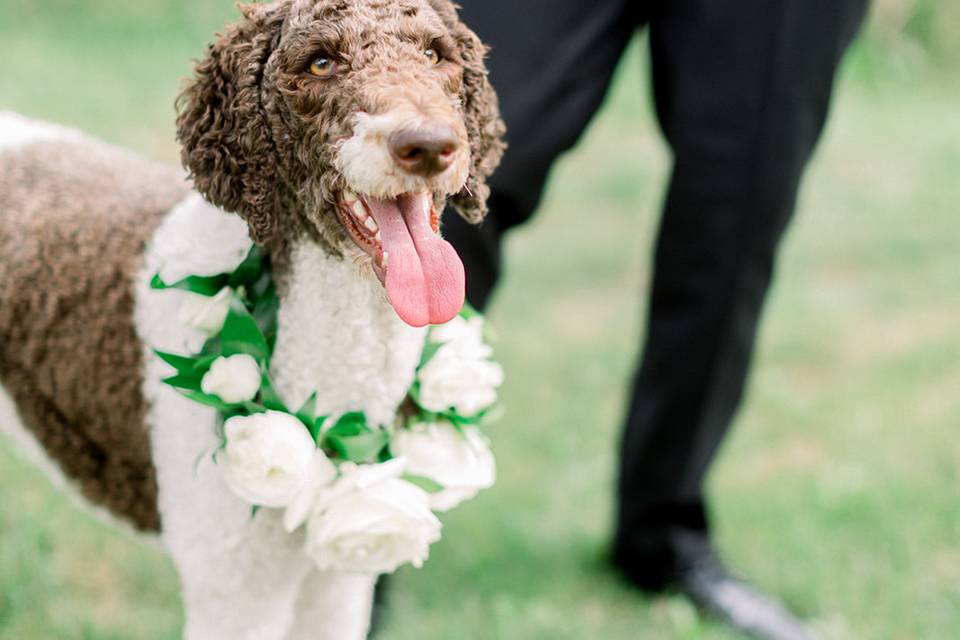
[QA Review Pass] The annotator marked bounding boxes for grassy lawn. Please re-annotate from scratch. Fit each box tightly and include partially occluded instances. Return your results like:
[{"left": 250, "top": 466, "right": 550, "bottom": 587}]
[{"left": 1, "top": 2, "right": 958, "bottom": 638}]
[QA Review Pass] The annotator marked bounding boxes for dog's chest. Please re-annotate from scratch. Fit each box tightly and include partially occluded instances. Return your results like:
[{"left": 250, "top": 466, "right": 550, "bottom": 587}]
[{"left": 270, "top": 241, "right": 427, "bottom": 426}]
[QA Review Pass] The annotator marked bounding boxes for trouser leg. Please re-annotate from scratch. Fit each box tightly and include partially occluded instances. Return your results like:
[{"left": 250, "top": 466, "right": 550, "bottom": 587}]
[
  {"left": 614, "top": 0, "right": 869, "bottom": 587},
  {"left": 445, "top": 0, "right": 641, "bottom": 310}
]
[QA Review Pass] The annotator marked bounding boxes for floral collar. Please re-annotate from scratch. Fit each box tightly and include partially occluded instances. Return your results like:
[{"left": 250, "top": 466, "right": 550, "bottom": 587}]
[{"left": 151, "top": 245, "right": 501, "bottom": 574}]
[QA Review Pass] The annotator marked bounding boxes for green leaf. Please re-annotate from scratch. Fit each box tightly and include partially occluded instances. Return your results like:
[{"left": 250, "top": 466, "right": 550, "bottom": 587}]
[
  {"left": 417, "top": 340, "right": 444, "bottom": 370},
  {"left": 441, "top": 410, "right": 485, "bottom": 429},
  {"left": 199, "top": 334, "right": 228, "bottom": 359},
  {"left": 252, "top": 281, "right": 280, "bottom": 351},
  {"left": 413, "top": 410, "right": 441, "bottom": 425},
  {"left": 155, "top": 350, "right": 221, "bottom": 392},
  {"left": 151, "top": 273, "right": 229, "bottom": 297},
  {"left": 322, "top": 412, "right": 387, "bottom": 463},
  {"left": 331, "top": 411, "right": 368, "bottom": 434},
  {"left": 325, "top": 429, "right": 388, "bottom": 463},
  {"left": 228, "top": 246, "right": 265, "bottom": 289},
  {"left": 248, "top": 267, "right": 273, "bottom": 302},
  {"left": 260, "top": 373, "right": 288, "bottom": 412},
  {"left": 403, "top": 474, "right": 445, "bottom": 493},
  {"left": 161, "top": 372, "right": 204, "bottom": 392},
  {"left": 193, "top": 353, "right": 221, "bottom": 371},
  {"left": 220, "top": 298, "right": 270, "bottom": 362},
  {"left": 177, "top": 389, "right": 239, "bottom": 412},
  {"left": 154, "top": 349, "right": 203, "bottom": 374},
  {"left": 295, "top": 392, "right": 318, "bottom": 429},
  {"left": 156, "top": 349, "right": 220, "bottom": 373}
]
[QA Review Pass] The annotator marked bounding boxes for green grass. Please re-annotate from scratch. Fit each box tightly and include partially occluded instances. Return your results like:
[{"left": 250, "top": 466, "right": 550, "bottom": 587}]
[{"left": 1, "top": 2, "right": 959, "bottom": 639}]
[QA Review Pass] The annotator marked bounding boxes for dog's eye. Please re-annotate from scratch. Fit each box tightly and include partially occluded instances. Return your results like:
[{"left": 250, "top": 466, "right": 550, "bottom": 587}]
[
  {"left": 424, "top": 48, "right": 441, "bottom": 66},
  {"left": 308, "top": 57, "right": 337, "bottom": 78}
]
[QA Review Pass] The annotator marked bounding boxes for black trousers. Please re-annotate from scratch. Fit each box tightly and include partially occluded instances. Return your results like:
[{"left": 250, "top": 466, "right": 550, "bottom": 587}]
[{"left": 444, "top": 0, "right": 868, "bottom": 588}]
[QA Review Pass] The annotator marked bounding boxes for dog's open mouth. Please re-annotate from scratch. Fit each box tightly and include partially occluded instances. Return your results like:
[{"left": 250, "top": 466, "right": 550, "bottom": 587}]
[{"left": 336, "top": 190, "right": 465, "bottom": 328}]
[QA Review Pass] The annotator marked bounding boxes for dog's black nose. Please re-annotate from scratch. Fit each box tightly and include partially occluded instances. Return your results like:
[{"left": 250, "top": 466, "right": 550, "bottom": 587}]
[{"left": 389, "top": 124, "right": 459, "bottom": 177}]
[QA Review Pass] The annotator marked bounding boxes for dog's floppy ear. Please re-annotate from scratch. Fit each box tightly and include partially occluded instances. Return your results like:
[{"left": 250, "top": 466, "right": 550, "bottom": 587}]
[
  {"left": 428, "top": 0, "right": 506, "bottom": 224},
  {"left": 176, "top": 3, "right": 286, "bottom": 243}
]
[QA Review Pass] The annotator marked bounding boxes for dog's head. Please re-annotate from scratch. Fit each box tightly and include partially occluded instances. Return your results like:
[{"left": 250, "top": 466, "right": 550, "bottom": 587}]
[{"left": 176, "top": 0, "right": 505, "bottom": 327}]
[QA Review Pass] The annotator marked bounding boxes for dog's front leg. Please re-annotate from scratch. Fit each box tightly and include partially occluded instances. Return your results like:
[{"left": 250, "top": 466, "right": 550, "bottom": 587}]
[
  {"left": 286, "top": 570, "right": 377, "bottom": 640},
  {"left": 151, "top": 390, "right": 313, "bottom": 640},
  {"left": 163, "top": 509, "right": 312, "bottom": 640}
]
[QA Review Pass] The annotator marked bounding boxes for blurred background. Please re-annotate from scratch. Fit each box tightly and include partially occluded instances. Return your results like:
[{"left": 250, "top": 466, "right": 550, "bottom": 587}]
[{"left": 0, "top": 1, "right": 957, "bottom": 638}]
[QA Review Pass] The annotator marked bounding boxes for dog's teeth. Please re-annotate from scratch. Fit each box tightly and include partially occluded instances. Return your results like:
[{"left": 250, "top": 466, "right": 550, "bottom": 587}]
[
  {"left": 382, "top": 251, "right": 389, "bottom": 268},
  {"left": 344, "top": 189, "right": 358, "bottom": 203},
  {"left": 352, "top": 200, "right": 367, "bottom": 220},
  {"left": 375, "top": 231, "right": 382, "bottom": 242},
  {"left": 364, "top": 217, "right": 379, "bottom": 233}
]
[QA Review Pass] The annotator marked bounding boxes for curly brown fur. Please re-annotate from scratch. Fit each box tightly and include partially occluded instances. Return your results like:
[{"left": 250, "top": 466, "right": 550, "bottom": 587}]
[
  {"left": 0, "top": 141, "right": 189, "bottom": 532},
  {"left": 176, "top": 0, "right": 505, "bottom": 252},
  {"left": 176, "top": 4, "right": 287, "bottom": 245}
]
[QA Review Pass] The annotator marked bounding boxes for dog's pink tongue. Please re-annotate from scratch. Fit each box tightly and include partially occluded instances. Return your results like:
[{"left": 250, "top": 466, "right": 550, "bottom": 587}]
[{"left": 366, "top": 194, "right": 465, "bottom": 328}]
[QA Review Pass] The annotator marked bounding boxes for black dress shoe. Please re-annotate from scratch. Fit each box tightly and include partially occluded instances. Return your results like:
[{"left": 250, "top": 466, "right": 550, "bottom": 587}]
[{"left": 615, "top": 530, "right": 819, "bottom": 640}]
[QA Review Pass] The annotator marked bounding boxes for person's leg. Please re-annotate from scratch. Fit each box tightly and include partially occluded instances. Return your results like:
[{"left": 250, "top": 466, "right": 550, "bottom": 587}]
[
  {"left": 444, "top": 0, "right": 644, "bottom": 309},
  {"left": 614, "top": 0, "right": 868, "bottom": 588},
  {"left": 369, "top": 5, "right": 641, "bottom": 636}
]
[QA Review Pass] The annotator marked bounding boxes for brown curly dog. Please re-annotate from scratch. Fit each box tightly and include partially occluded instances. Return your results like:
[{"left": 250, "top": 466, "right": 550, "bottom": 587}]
[{"left": 0, "top": 0, "right": 504, "bottom": 638}]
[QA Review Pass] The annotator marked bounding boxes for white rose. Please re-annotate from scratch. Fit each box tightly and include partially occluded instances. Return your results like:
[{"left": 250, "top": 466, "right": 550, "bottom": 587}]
[
  {"left": 392, "top": 422, "right": 496, "bottom": 512},
  {"left": 418, "top": 318, "right": 503, "bottom": 416},
  {"left": 283, "top": 449, "right": 339, "bottom": 532},
  {"left": 201, "top": 354, "right": 262, "bottom": 403},
  {"left": 418, "top": 343, "right": 503, "bottom": 417},
  {"left": 428, "top": 314, "right": 485, "bottom": 346},
  {"left": 178, "top": 286, "right": 232, "bottom": 334},
  {"left": 220, "top": 411, "right": 316, "bottom": 507},
  {"left": 153, "top": 193, "right": 253, "bottom": 284},
  {"left": 304, "top": 460, "right": 442, "bottom": 574}
]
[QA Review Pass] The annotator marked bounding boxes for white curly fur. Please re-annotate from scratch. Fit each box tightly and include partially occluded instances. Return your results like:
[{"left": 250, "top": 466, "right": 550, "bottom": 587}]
[{"left": 133, "top": 195, "right": 427, "bottom": 639}]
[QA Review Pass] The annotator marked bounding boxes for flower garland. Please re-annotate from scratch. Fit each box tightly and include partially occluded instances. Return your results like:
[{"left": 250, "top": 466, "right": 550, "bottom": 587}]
[{"left": 151, "top": 246, "right": 502, "bottom": 574}]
